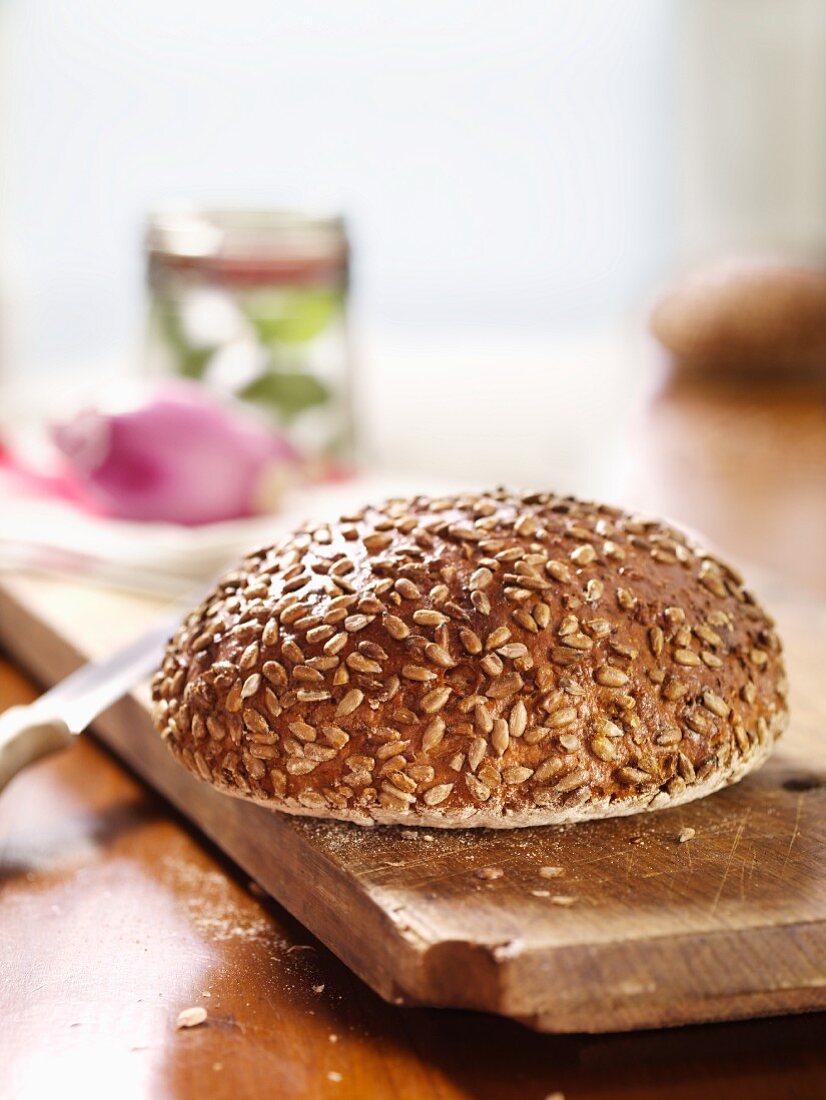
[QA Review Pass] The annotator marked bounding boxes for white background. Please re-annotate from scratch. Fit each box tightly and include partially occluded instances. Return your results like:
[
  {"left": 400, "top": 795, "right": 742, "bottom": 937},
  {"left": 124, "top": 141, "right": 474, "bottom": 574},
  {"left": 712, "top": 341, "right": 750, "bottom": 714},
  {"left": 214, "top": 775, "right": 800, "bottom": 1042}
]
[{"left": 0, "top": 1, "right": 673, "bottom": 379}]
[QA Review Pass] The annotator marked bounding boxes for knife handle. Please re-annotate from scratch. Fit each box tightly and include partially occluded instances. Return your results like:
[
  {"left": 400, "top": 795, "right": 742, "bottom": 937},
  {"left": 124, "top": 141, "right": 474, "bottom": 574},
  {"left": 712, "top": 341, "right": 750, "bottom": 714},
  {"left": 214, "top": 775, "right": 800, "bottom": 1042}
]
[{"left": 0, "top": 706, "right": 73, "bottom": 792}]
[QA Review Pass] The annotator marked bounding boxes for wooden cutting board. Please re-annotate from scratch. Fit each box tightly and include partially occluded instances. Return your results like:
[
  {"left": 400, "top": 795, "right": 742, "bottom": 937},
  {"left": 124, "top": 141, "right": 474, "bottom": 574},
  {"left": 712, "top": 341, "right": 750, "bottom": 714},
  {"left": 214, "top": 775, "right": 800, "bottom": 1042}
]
[{"left": 0, "top": 570, "right": 824, "bottom": 1034}]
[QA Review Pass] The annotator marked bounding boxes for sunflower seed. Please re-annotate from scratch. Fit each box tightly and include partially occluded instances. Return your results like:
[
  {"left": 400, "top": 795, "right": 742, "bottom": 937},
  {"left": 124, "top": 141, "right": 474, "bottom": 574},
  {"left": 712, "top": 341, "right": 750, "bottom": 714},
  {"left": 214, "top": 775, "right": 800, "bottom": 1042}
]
[
  {"left": 486, "top": 626, "right": 512, "bottom": 650},
  {"left": 422, "top": 717, "right": 446, "bottom": 752},
  {"left": 594, "top": 716, "right": 623, "bottom": 738},
  {"left": 481, "top": 654, "right": 503, "bottom": 678},
  {"left": 674, "top": 648, "right": 701, "bottom": 667},
  {"left": 473, "top": 703, "right": 493, "bottom": 734},
  {"left": 383, "top": 613, "right": 410, "bottom": 640},
  {"left": 469, "top": 567, "right": 494, "bottom": 591},
  {"left": 547, "top": 707, "right": 577, "bottom": 728},
  {"left": 471, "top": 590, "right": 492, "bottom": 615},
  {"left": 465, "top": 774, "right": 491, "bottom": 801},
  {"left": 424, "top": 642, "right": 455, "bottom": 668},
  {"left": 595, "top": 666, "right": 629, "bottom": 687},
  {"left": 363, "top": 532, "right": 393, "bottom": 552},
  {"left": 555, "top": 767, "right": 588, "bottom": 792},
  {"left": 468, "top": 737, "right": 487, "bottom": 771},
  {"left": 702, "top": 691, "right": 730, "bottom": 718},
  {"left": 558, "top": 614, "right": 579, "bottom": 637},
  {"left": 240, "top": 674, "right": 261, "bottom": 699},
  {"left": 402, "top": 664, "right": 436, "bottom": 682},
  {"left": 533, "top": 602, "right": 551, "bottom": 628},
  {"left": 460, "top": 628, "right": 482, "bottom": 654},
  {"left": 502, "top": 766, "right": 533, "bottom": 785},
  {"left": 534, "top": 756, "right": 563, "bottom": 782},
  {"left": 423, "top": 783, "right": 454, "bottom": 807},
  {"left": 617, "top": 766, "right": 650, "bottom": 785},
  {"left": 395, "top": 578, "right": 421, "bottom": 600},
  {"left": 420, "top": 687, "right": 452, "bottom": 713},
  {"left": 287, "top": 759, "right": 319, "bottom": 775},
  {"left": 512, "top": 608, "right": 539, "bottom": 633},
  {"left": 491, "top": 719, "right": 510, "bottom": 756},
  {"left": 656, "top": 727, "right": 682, "bottom": 745},
  {"left": 294, "top": 665, "right": 324, "bottom": 683},
  {"left": 486, "top": 672, "right": 524, "bottom": 699},
  {"left": 509, "top": 701, "right": 528, "bottom": 738},
  {"left": 344, "top": 614, "right": 374, "bottom": 633},
  {"left": 524, "top": 726, "right": 551, "bottom": 745},
  {"left": 346, "top": 653, "right": 382, "bottom": 674},
  {"left": 378, "top": 740, "right": 411, "bottom": 761},
  {"left": 590, "top": 735, "right": 616, "bottom": 761},
  {"left": 546, "top": 560, "right": 572, "bottom": 583},
  {"left": 297, "top": 689, "right": 331, "bottom": 703},
  {"left": 336, "top": 689, "right": 364, "bottom": 717},
  {"left": 699, "top": 570, "right": 727, "bottom": 598},
  {"left": 616, "top": 587, "right": 637, "bottom": 610},
  {"left": 321, "top": 725, "right": 350, "bottom": 749},
  {"left": 570, "top": 544, "right": 596, "bottom": 566},
  {"left": 239, "top": 642, "right": 260, "bottom": 671},
  {"left": 695, "top": 624, "right": 723, "bottom": 648},
  {"left": 413, "top": 609, "right": 448, "bottom": 627}
]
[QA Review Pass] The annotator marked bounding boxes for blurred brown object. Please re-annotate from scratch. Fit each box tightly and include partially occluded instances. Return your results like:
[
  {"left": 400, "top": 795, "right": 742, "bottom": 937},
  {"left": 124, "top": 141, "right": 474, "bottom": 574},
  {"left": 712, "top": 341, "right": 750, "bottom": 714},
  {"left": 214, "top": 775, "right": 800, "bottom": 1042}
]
[{"left": 650, "top": 257, "right": 826, "bottom": 379}]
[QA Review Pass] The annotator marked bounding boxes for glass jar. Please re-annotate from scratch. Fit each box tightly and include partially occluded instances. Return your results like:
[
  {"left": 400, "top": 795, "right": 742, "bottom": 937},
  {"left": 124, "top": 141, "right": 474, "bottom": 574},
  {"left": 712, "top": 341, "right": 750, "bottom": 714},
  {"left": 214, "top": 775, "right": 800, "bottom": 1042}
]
[{"left": 145, "top": 208, "right": 354, "bottom": 476}]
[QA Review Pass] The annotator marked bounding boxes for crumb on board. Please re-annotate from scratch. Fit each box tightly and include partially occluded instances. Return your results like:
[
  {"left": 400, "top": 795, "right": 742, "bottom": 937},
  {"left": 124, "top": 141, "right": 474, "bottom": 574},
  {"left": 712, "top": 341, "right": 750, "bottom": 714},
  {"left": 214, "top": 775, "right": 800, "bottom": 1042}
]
[
  {"left": 312, "top": 984, "right": 326, "bottom": 994},
  {"left": 328, "top": 1071, "right": 343, "bottom": 1083},
  {"left": 176, "top": 1006, "right": 207, "bottom": 1029},
  {"left": 678, "top": 827, "right": 696, "bottom": 843},
  {"left": 400, "top": 829, "right": 418, "bottom": 839},
  {"left": 475, "top": 866, "right": 504, "bottom": 881},
  {"left": 329, "top": 1033, "right": 339, "bottom": 1043},
  {"left": 538, "top": 866, "right": 565, "bottom": 879}
]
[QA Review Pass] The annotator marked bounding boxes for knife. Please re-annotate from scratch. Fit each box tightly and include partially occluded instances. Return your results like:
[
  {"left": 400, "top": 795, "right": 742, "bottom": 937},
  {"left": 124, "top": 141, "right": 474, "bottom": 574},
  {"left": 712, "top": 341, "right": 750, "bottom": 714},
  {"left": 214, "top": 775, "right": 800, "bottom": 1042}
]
[{"left": 0, "top": 612, "right": 182, "bottom": 792}]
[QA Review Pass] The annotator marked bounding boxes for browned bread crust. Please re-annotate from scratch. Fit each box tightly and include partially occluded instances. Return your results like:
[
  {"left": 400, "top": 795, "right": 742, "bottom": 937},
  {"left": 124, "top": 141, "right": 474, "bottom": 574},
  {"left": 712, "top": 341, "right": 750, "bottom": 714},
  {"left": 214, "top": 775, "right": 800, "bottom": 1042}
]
[
  {"left": 152, "top": 491, "right": 788, "bottom": 827},
  {"left": 650, "top": 258, "right": 826, "bottom": 374}
]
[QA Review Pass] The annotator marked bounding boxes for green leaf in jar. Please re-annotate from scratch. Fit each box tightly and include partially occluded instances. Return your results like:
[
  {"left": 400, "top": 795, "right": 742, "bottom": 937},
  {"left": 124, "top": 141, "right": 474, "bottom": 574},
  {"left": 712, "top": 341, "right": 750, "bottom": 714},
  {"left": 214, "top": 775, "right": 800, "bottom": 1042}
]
[
  {"left": 240, "top": 370, "right": 330, "bottom": 422},
  {"left": 155, "top": 301, "right": 214, "bottom": 379},
  {"left": 241, "top": 288, "right": 341, "bottom": 345}
]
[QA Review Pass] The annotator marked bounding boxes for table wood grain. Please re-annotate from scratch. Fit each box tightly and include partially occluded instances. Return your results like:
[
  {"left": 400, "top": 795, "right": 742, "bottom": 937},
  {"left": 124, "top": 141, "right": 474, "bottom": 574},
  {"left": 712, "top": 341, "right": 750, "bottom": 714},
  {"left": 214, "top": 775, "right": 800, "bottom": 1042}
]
[{"left": 2, "top": 367, "right": 826, "bottom": 1099}]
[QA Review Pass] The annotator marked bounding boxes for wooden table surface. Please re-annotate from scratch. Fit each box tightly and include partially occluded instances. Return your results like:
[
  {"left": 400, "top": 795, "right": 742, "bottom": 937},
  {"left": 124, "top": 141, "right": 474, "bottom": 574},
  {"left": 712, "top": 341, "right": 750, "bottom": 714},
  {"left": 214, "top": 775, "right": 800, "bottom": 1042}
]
[{"left": 2, "top": 367, "right": 826, "bottom": 1100}]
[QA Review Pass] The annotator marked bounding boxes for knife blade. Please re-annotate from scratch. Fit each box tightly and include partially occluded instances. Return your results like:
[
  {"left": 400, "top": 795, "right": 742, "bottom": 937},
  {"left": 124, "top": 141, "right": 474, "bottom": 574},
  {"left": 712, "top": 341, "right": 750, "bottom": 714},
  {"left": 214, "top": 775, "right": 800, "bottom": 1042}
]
[{"left": 0, "top": 611, "right": 181, "bottom": 792}]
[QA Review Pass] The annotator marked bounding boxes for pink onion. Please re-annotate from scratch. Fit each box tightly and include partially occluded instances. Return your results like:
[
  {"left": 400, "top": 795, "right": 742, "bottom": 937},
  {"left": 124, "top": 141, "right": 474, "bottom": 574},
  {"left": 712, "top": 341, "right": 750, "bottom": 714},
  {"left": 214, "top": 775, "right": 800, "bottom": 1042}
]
[{"left": 52, "top": 381, "right": 300, "bottom": 525}]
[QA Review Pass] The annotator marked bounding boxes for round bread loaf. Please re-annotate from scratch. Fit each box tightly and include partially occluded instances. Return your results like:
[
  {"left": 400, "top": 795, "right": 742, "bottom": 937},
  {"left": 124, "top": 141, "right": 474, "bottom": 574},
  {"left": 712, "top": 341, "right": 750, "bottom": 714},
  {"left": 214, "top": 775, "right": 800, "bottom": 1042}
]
[
  {"left": 650, "top": 257, "right": 826, "bottom": 374},
  {"left": 152, "top": 491, "right": 788, "bottom": 827}
]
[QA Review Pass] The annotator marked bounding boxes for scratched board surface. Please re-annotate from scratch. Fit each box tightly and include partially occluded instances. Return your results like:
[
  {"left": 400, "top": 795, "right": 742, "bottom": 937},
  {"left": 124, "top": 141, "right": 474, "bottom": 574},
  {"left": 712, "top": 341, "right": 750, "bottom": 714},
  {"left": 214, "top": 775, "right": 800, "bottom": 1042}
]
[{"left": 0, "top": 571, "right": 824, "bottom": 1033}]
